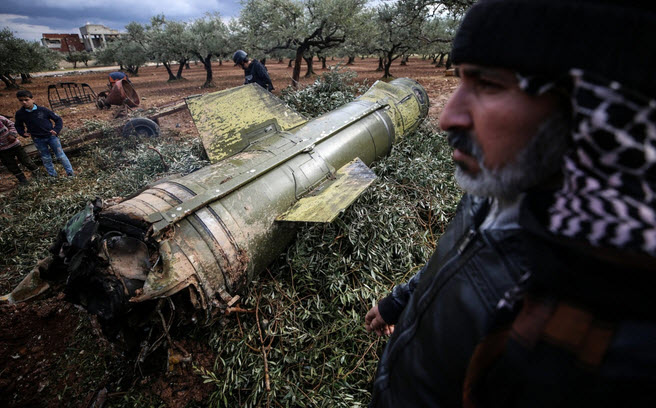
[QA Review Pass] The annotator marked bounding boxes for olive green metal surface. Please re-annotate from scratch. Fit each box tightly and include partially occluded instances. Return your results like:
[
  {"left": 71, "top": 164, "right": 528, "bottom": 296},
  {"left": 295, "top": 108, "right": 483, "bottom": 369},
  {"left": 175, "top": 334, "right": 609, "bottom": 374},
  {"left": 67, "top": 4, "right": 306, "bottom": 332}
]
[
  {"left": 101, "top": 78, "right": 429, "bottom": 314},
  {"left": 186, "top": 84, "right": 308, "bottom": 163},
  {"left": 276, "top": 158, "right": 377, "bottom": 223}
]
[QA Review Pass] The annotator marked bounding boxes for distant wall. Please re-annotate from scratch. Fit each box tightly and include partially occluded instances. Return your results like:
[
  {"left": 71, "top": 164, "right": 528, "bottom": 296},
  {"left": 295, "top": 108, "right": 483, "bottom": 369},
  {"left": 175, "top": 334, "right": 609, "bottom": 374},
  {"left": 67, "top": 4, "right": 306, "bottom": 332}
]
[{"left": 41, "top": 34, "right": 86, "bottom": 53}]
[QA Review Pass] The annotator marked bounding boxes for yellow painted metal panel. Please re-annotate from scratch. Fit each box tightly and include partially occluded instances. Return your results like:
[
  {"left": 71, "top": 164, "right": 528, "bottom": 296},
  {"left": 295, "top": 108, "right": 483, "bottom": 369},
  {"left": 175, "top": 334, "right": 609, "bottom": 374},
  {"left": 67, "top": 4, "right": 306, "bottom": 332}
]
[
  {"left": 358, "top": 79, "right": 427, "bottom": 140},
  {"left": 186, "top": 84, "right": 307, "bottom": 163},
  {"left": 276, "top": 158, "right": 376, "bottom": 223}
]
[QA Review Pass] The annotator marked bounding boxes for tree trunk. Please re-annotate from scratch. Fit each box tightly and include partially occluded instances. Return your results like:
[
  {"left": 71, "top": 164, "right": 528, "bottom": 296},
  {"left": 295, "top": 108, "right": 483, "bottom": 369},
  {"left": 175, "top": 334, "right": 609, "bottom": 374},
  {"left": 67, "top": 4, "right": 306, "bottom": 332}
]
[
  {"left": 176, "top": 59, "right": 187, "bottom": 79},
  {"left": 83, "top": 61, "right": 89, "bottom": 67},
  {"left": 1, "top": 74, "right": 19, "bottom": 89},
  {"left": 346, "top": 55, "right": 355, "bottom": 65},
  {"left": 163, "top": 62, "right": 176, "bottom": 81},
  {"left": 187, "top": 62, "right": 192, "bottom": 69},
  {"left": 72, "top": 61, "right": 78, "bottom": 69},
  {"left": 321, "top": 57, "right": 327, "bottom": 70},
  {"left": 400, "top": 55, "right": 407, "bottom": 66},
  {"left": 303, "top": 55, "right": 315, "bottom": 78},
  {"left": 383, "top": 56, "right": 394, "bottom": 78},
  {"left": 288, "top": 59, "right": 293, "bottom": 68},
  {"left": 20, "top": 73, "right": 32, "bottom": 84},
  {"left": 261, "top": 58, "right": 266, "bottom": 66},
  {"left": 376, "top": 57, "right": 383, "bottom": 72},
  {"left": 292, "top": 49, "right": 304, "bottom": 88},
  {"left": 445, "top": 53, "right": 452, "bottom": 70},
  {"left": 201, "top": 55, "right": 214, "bottom": 88},
  {"left": 437, "top": 53, "right": 445, "bottom": 67},
  {"left": 278, "top": 57, "right": 283, "bottom": 63}
]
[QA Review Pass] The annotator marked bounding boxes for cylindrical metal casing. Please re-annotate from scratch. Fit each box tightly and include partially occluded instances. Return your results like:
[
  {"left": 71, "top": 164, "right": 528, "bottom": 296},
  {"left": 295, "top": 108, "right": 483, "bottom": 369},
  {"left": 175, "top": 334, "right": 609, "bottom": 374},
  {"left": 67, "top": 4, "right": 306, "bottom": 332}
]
[{"left": 103, "top": 78, "right": 429, "bottom": 309}]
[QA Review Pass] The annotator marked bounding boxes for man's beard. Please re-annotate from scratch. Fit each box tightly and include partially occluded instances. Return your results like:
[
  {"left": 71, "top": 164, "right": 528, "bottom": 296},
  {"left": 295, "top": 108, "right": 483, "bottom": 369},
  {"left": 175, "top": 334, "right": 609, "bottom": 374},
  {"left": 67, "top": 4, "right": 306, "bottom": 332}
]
[{"left": 447, "top": 112, "right": 571, "bottom": 201}]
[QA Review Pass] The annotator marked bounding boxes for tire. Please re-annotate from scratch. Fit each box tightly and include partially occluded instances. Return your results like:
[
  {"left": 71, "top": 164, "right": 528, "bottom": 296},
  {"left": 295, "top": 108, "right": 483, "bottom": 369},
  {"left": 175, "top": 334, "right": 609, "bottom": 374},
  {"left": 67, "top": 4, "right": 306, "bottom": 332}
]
[{"left": 122, "top": 118, "right": 160, "bottom": 138}]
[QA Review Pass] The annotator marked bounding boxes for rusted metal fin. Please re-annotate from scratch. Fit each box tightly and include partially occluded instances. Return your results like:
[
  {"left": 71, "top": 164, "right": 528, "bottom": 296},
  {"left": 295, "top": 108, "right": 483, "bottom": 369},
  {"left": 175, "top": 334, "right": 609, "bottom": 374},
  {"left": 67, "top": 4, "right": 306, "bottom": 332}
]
[
  {"left": 276, "top": 158, "right": 377, "bottom": 223},
  {"left": 186, "top": 84, "right": 307, "bottom": 163}
]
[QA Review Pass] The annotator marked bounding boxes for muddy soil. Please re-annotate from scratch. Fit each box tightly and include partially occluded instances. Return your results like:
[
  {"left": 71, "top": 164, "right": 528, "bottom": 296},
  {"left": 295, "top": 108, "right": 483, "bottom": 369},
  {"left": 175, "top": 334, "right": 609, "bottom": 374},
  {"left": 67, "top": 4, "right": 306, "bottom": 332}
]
[{"left": 0, "top": 58, "right": 458, "bottom": 407}]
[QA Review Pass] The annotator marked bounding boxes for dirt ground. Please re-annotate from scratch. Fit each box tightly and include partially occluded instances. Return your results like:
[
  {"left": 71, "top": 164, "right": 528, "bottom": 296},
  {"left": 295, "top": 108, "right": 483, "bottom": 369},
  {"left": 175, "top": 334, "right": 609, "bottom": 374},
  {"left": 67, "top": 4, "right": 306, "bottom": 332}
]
[{"left": 0, "top": 58, "right": 458, "bottom": 408}]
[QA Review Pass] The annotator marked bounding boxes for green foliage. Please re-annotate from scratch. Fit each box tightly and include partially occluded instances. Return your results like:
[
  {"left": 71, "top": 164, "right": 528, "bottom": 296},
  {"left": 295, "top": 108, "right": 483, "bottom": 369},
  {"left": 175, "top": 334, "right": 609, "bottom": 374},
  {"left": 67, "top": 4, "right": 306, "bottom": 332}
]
[
  {"left": 0, "top": 132, "right": 208, "bottom": 291},
  {"left": 147, "top": 15, "right": 192, "bottom": 80},
  {"left": 64, "top": 51, "right": 90, "bottom": 68},
  {"left": 280, "top": 67, "right": 369, "bottom": 116},
  {"left": 92, "top": 23, "right": 150, "bottom": 74},
  {"left": 0, "top": 28, "right": 60, "bottom": 87},
  {"left": 239, "top": 0, "right": 368, "bottom": 86},
  {"left": 92, "top": 42, "right": 118, "bottom": 66},
  {"left": 197, "top": 118, "right": 460, "bottom": 406},
  {"left": 93, "top": 39, "right": 149, "bottom": 74},
  {"left": 188, "top": 13, "right": 229, "bottom": 87}
]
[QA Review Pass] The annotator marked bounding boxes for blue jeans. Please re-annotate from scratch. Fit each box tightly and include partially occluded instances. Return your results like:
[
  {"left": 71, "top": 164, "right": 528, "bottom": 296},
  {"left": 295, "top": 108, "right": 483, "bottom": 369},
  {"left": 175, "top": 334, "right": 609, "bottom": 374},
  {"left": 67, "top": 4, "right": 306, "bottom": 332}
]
[{"left": 32, "top": 135, "right": 74, "bottom": 176}]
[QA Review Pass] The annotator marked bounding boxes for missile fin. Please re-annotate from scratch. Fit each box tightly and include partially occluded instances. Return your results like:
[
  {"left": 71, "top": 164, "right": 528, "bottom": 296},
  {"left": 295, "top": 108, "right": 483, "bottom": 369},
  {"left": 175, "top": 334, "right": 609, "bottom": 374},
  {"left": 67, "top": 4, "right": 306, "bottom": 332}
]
[
  {"left": 276, "top": 158, "right": 377, "bottom": 223},
  {"left": 186, "top": 84, "right": 307, "bottom": 163}
]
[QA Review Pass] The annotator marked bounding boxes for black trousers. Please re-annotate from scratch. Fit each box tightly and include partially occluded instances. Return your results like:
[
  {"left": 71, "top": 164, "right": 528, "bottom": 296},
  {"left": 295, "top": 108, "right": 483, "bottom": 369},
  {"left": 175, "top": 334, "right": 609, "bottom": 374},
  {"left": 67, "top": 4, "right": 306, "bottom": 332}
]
[{"left": 0, "top": 144, "right": 38, "bottom": 177}]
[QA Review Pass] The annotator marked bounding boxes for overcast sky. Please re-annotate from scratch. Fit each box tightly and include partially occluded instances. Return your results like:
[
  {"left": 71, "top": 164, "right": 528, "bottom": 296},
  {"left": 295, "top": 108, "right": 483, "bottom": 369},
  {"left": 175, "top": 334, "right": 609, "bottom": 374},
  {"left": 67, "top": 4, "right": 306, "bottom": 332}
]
[{"left": 1, "top": 0, "right": 242, "bottom": 41}]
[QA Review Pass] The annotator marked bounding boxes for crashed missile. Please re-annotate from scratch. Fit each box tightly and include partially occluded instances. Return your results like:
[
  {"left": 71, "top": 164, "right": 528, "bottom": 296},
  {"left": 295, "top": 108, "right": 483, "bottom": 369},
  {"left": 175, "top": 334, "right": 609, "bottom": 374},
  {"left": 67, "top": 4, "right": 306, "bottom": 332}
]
[{"left": 7, "top": 78, "right": 429, "bottom": 338}]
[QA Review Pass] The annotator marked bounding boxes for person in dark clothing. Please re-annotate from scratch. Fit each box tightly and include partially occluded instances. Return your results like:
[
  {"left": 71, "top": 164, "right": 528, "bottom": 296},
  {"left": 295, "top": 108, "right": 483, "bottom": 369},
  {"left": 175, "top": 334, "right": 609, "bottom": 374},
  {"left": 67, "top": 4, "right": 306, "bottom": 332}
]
[
  {"left": 108, "top": 71, "right": 130, "bottom": 86},
  {"left": 233, "top": 50, "right": 274, "bottom": 92},
  {"left": 0, "top": 114, "right": 38, "bottom": 184},
  {"left": 368, "top": 67, "right": 569, "bottom": 405},
  {"left": 454, "top": 2, "right": 656, "bottom": 407},
  {"left": 15, "top": 90, "right": 74, "bottom": 177},
  {"left": 368, "top": 1, "right": 656, "bottom": 407}
]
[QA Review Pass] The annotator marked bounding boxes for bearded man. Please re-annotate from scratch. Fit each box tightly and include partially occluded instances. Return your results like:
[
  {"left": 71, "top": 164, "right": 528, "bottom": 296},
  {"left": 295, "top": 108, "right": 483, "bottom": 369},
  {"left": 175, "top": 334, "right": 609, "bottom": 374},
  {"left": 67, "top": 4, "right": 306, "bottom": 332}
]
[{"left": 367, "top": 0, "right": 656, "bottom": 406}]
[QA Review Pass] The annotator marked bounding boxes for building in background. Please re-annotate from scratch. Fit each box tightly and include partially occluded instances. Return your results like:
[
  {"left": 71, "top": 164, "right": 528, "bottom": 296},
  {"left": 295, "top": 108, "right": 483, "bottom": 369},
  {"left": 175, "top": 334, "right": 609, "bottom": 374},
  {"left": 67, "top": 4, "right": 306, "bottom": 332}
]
[
  {"left": 79, "top": 24, "right": 122, "bottom": 52},
  {"left": 41, "top": 34, "right": 86, "bottom": 53}
]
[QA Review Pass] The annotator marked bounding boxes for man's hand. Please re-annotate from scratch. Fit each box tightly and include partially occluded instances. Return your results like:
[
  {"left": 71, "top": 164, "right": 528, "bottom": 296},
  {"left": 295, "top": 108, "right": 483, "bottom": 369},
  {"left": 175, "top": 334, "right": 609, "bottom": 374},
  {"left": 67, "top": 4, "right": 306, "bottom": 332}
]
[
  {"left": 50, "top": 130, "right": 57, "bottom": 136},
  {"left": 24, "top": 132, "right": 31, "bottom": 138},
  {"left": 6, "top": 133, "right": 17, "bottom": 143},
  {"left": 365, "top": 305, "right": 394, "bottom": 336}
]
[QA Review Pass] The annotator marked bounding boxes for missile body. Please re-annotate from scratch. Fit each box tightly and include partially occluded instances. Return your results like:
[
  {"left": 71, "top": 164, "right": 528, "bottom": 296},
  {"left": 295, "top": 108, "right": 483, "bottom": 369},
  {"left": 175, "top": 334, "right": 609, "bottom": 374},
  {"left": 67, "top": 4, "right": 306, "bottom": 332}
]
[{"left": 11, "top": 78, "right": 429, "bottom": 333}]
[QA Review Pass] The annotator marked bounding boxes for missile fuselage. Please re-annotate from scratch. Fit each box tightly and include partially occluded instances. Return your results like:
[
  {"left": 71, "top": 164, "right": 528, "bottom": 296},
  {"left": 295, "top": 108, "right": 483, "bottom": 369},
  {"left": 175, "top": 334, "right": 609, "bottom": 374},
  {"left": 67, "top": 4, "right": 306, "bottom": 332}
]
[{"left": 15, "top": 78, "right": 429, "bottom": 332}]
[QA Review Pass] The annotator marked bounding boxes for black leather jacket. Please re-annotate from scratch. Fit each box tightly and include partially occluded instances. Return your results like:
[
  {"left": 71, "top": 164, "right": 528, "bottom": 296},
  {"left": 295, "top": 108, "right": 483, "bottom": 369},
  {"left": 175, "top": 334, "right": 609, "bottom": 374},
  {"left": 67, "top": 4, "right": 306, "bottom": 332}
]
[{"left": 372, "top": 194, "right": 531, "bottom": 407}]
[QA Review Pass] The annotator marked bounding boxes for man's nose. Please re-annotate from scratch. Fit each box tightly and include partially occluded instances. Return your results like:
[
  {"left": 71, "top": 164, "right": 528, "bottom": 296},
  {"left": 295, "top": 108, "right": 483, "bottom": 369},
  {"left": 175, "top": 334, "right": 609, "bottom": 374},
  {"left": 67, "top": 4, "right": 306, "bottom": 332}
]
[{"left": 439, "top": 86, "right": 472, "bottom": 131}]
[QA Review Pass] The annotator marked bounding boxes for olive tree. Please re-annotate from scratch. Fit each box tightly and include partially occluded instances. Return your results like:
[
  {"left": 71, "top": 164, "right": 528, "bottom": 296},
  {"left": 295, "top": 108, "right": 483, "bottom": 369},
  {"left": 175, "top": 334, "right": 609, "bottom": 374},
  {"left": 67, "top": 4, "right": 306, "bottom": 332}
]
[
  {"left": 0, "top": 28, "right": 60, "bottom": 88},
  {"left": 418, "top": 14, "right": 459, "bottom": 68},
  {"left": 64, "top": 51, "right": 90, "bottom": 69},
  {"left": 370, "top": 0, "right": 426, "bottom": 78},
  {"left": 239, "top": 0, "right": 367, "bottom": 87},
  {"left": 93, "top": 22, "right": 149, "bottom": 75},
  {"left": 188, "top": 13, "right": 229, "bottom": 88},
  {"left": 148, "top": 15, "right": 192, "bottom": 81},
  {"left": 336, "top": 8, "right": 377, "bottom": 66}
]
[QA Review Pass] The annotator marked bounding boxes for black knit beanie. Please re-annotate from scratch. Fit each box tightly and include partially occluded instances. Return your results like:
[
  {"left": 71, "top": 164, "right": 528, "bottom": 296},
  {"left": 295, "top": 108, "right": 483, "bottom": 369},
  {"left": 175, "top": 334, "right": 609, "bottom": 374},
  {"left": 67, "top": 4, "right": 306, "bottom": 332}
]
[{"left": 452, "top": 0, "right": 656, "bottom": 97}]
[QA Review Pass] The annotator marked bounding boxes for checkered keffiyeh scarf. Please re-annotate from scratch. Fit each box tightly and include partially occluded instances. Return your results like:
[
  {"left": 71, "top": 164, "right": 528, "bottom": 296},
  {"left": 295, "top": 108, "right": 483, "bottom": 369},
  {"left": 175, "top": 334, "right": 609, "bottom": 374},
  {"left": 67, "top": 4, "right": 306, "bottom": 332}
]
[{"left": 518, "top": 69, "right": 656, "bottom": 256}]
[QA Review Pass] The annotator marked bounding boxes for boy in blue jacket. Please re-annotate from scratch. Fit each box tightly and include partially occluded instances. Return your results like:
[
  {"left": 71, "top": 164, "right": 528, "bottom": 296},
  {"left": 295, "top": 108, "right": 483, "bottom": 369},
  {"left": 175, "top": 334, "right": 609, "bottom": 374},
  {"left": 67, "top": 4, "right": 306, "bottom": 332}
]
[{"left": 15, "top": 90, "right": 74, "bottom": 177}]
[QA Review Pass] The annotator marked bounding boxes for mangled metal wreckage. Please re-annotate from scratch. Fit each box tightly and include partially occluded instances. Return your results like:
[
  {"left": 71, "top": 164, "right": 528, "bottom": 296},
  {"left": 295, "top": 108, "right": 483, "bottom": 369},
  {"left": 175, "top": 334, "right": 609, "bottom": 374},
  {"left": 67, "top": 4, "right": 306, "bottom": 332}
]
[{"left": 5, "top": 78, "right": 429, "bottom": 341}]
